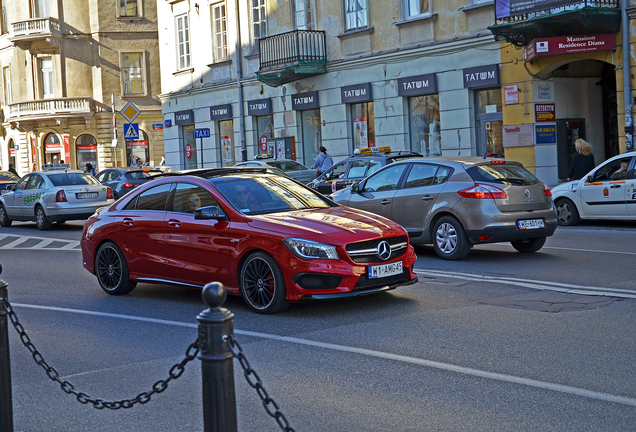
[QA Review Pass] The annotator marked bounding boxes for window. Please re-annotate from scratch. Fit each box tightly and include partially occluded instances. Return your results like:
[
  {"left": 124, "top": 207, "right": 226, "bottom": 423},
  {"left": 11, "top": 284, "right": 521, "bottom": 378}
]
[
  {"left": 362, "top": 164, "right": 408, "bottom": 192},
  {"left": 76, "top": 134, "right": 97, "bottom": 172},
  {"left": 35, "top": 0, "right": 50, "bottom": 17},
  {"left": 218, "top": 120, "right": 234, "bottom": 167},
  {"left": 3, "top": 66, "right": 10, "bottom": 105},
  {"left": 211, "top": 2, "right": 228, "bottom": 61},
  {"left": 404, "top": 0, "right": 429, "bottom": 18},
  {"left": 134, "top": 184, "right": 172, "bottom": 211},
  {"left": 181, "top": 125, "right": 197, "bottom": 170},
  {"left": 300, "top": 109, "right": 321, "bottom": 167},
  {"left": 38, "top": 57, "right": 54, "bottom": 99},
  {"left": 1, "top": 0, "right": 8, "bottom": 34},
  {"left": 294, "top": 0, "right": 314, "bottom": 30},
  {"left": 119, "top": 0, "right": 139, "bottom": 17},
  {"left": 404, "top": 164, "right": 437, "bottom": 188},
  {"left": 344, "top": 0, "right": 367, "bottom": 31},
  {"left": 251, "top": 0, "right": 267, "bottom": 49},
  {"left": 176, "top": 14, "right": 191, "bottom": 70},
  {"left": 351, "top": 102, "right": 374, "bottom": 150},
  {"left": 323, "top": 161, "right": 348, "bottom": 180},
  {"left": 172, "top": 184, "right": 217, "bottom": 214},
  {"left": 256, "top": 114, "right": 274, "bottom": 152},
  {"left": 409, "top": 95, "right": 440, "bottom": 156},
  {"left": 122, "top": 52, "right": 144, "bottom": 95}
]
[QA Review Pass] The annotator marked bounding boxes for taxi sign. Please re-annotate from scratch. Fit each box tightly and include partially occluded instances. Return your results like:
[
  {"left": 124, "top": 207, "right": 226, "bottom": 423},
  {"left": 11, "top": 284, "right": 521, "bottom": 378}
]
[
  {"left": 42, "top": 163, "right": 71, "bottom": 171},
  {"left": 254, "top": 153, "right": 274, "bottom": 160},
  {"left": 120, "top": 101, "right": 141, "bottom": 123},
  {"left": 358, "top": 146, "right": 391, "bottom": 154}
]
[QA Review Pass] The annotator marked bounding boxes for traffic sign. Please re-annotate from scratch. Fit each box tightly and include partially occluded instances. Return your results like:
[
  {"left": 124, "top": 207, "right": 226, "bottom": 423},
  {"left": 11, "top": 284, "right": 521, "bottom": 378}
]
[
  {"left": 259, "top": 134, "right": 268, "bottom": 152},
  {"left": 120, "top": 101, "right": 141, "bottom": 123},
  {"left": 194, "top": 128, "right": 211, "bottom": 138},
  {"left": 185, "top": 143, "right": 193, "bottom": 159},
  {"left": 124, "top": 123, "right": 140, "bottom": 140}
]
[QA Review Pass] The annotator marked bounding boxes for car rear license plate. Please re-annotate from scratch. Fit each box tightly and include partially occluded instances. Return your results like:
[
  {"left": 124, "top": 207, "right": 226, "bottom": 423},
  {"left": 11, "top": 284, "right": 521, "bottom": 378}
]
[
  {"left": 76, "top": 192, "right": 99, "bottom": 199},
  {"left": 517, "top": 219, "right": 545, "bottom": 230},
  {"left": 368, "top": 261, "right": 403, "bottom": 279}
]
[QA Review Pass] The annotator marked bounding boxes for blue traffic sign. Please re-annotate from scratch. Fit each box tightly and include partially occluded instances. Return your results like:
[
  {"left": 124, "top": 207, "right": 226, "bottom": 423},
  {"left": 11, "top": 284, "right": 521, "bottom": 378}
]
[
  {"left": 124, "top": 123, "right": 139, "bottom": 140},
  {"left": 194, "top": 128, "right": 211, "bottom": 139}
]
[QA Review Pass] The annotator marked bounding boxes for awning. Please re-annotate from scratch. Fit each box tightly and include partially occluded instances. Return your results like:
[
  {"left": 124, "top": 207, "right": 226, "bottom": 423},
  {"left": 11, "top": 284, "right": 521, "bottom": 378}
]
[{"left": 256, "top": 61, "right": 327, "bottom": 87}]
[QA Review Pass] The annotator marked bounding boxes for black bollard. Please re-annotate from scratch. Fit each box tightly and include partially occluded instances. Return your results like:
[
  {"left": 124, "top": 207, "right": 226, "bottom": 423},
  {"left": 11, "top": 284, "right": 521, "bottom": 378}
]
[
  {"left": 0, "top": 264, "right": 14, "bottom": 432},
  {"left": 197, "top": 282, "right": 237, "bottom": 432}
]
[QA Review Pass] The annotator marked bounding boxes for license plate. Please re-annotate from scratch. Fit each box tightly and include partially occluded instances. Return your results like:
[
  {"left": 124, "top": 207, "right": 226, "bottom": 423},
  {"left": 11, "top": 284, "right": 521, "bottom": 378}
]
[
  {"left": 76, "top": 192, "right": 99, "bottom": 199},
  {"left": 368, "top": 261, "right": 403, "bottom": 279},
  {"left": 517, "top": 219, "right": 545, "bottom": 230}
]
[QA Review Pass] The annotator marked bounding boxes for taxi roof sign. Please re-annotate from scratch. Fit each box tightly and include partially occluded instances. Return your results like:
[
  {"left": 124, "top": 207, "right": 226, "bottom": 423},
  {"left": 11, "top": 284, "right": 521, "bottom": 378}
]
[
  {"left": 358, "top": 146, "right": 391, "bottom": 154},
  {"left": 42, "top": 163, "right": 71, "bottom": 171},
  {"left": 120, "top": 101, "right": 141, "bottom": 123}
]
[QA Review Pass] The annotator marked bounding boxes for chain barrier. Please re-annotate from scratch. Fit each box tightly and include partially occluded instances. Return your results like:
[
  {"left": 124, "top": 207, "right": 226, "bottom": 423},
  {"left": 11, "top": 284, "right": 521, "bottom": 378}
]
[
  {"left": 0, "top": 297, "right": 199, "bottom": 410},
  {"left": 224, "top": 334, "right": 295, "bottom": 432}
]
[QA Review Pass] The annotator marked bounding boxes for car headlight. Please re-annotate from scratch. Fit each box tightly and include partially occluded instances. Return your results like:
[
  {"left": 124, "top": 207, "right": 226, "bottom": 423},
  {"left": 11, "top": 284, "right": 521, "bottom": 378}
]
[{"left": 283, "top": 238, "right": 339, "bottom": 260}]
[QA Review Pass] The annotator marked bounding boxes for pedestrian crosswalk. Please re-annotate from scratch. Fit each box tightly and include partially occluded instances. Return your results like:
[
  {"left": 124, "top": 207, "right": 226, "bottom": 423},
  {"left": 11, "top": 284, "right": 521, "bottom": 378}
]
[{"left": 0, "top": 234, "right": 81, "bottom": 250}]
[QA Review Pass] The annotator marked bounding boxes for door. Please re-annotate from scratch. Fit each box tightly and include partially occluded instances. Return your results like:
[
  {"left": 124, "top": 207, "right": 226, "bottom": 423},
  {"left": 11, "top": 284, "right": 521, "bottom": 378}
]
[
  {"left": 477, "top": 117, "right": 504, "bottom": 158},
  {"left": 557, "top": 119, "right": 586, "bottom": 180},
  {"left": 346, "top": 164, "right": 408, "bottom": 220},
  {"left": 580, "top": 156, "right": 630, "bottom": 218},
  {"left": 21, "top": 174, "right": 45, "bottom": 218},
  {"left": 5, "top": 175, "right": 29, "bottom": 218}
]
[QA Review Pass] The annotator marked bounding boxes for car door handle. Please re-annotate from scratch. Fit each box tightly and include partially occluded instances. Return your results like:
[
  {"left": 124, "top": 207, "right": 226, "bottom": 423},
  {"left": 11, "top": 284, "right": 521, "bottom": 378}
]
[
  {"left": 122, "top": 218, "right": 134, "bottom": 226},
  {"left": 610, "top": 184, "right": 622, "bottom": 189},
  {"left": 380, "top": 199, "right": 391, "bottom": 205},
  {"left": 421, "top": 195, "right": 434, "bottom": 201},
  {"left": 168, "top": 219, "right": 182, "bottom": 228}
]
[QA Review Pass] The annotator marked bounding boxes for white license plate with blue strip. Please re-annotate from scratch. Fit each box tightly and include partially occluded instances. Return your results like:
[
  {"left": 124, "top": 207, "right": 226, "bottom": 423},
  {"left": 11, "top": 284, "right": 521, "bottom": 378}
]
[{"left": 369, "top": 261, "right": 403, "bottom": 279}]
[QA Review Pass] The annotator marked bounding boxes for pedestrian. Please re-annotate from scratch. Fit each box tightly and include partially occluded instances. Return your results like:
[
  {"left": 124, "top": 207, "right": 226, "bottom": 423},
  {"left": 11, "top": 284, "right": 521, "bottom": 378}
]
[
  {"left": 8, "top": 163, "right": 19, "bottom": 178},
  {"left": 311, "top": 146, "right": 334, "bottom": 177},
  {"left": 567, "top": 138, "right": 595, "bottom": 181},
  {"left": 84, "top": 163, "right": 97, "bottom": 176},
  {"left": 160, "top": 155, "right": 166, "bottom": 166},
  {"left": 135, "top": 157, "right": 143, "bottom": 168}
]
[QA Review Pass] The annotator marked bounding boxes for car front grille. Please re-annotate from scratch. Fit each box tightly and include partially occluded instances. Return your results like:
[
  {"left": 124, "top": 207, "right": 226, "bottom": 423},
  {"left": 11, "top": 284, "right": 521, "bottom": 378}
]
[{"left": 345, "top": 236, "right": 408, "bottom": 264}]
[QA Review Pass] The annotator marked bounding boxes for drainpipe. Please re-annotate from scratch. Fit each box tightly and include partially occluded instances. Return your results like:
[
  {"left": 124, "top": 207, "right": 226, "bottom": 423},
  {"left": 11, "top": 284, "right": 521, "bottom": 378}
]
[
  {"left": 235, "top": 0, "right": 247, "bottom": 161},
  {"left": 622, "top": 1, "right": 633, "bottom": 151}
]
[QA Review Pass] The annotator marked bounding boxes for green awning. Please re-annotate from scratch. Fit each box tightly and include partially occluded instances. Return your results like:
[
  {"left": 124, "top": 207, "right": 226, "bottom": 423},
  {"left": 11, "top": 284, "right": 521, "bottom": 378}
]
[
  {"left": 256, "top": 61, "right": 327, "bottom": 87},
  {"left": 488, "top": 7, "right": 621, "bottom": 46}
]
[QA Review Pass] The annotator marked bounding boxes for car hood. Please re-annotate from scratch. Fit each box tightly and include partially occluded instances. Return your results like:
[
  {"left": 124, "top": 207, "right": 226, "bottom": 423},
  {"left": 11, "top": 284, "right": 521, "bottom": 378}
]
[{"left": 246, "top": 206, "right": 405, "bottom": 242}]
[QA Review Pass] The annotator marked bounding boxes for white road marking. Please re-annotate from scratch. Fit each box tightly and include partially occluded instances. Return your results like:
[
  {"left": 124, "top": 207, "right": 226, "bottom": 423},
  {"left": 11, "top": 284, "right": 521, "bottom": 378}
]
[
  {"left": 415, "top": 269, "right": 636, "bottom": 298},
  {"left": 0, "top": 234, "right": 79, "bottom": 250},
  {"left": 10, "top": 302, "right": 636, "bottom": 408},
  {"left": 2, "top": 237, "right": 31, "bottom": 248},
  {"left": 478, "top": 243, "right": 636, "bottom": 256}
]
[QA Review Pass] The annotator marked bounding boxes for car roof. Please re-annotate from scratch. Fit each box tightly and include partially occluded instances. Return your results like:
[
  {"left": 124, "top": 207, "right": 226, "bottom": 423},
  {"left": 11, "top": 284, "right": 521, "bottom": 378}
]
[
  {"left": 391, "top": 156, "right": 516, "bottom": 167},
  {"left": 152, "top": 166, "right": 284, "bottom": 179}
]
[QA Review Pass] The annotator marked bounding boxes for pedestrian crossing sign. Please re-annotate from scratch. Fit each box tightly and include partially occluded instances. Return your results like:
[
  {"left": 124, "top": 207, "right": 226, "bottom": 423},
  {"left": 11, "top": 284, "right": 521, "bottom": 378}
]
[{"left": 124, "top": 123, "right": 139, "bottom": 140}]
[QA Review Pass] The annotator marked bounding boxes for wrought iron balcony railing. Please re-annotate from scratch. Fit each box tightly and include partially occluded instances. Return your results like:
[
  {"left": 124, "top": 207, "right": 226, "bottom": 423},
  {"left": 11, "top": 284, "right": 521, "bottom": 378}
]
[{"left": 258, "top": 30, "right": 326, "bottom": 71}]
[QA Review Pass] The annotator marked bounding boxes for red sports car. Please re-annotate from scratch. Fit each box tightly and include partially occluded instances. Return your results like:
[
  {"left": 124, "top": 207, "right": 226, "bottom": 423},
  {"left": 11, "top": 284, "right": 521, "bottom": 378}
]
[{"left": 81, "top": 167, "right": 418, "bottom": 313}]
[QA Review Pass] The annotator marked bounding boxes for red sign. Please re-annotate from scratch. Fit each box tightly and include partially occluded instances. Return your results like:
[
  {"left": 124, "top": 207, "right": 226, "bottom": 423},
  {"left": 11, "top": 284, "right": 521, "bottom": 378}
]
[
  {"left": 535, "top": 103, "right": 555, "bottom": 123},
  {"left": 77, "top": 145, "right": 97, "bottom": 151},
  {"left": 259, "top": 134, "right": 268, "bottom": 153},
  {"left": 63, "top": 134, "right": 70, "bottom": 163},
  {"left": 31, "top": 137, "right": 37, "bottom": 171},
  {"left": 524, "top": 33, "right": 616, "bottom": 62},
  {"left": 185, "top": 143, "right": 193, "bottom": 159}
]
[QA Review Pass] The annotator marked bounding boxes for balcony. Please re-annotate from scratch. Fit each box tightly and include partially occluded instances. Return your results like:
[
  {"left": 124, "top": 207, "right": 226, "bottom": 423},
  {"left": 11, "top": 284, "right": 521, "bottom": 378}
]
[
  {"left": 488, "top": 0, "right": 620, "bottom": 46},
  {"left": 9, "top": 18, "right": 62, "bottom": 51},
  {"left": 256, "top": 30, "right": 327, "bottom": 87},
  {"left": 7, "top": 97, "right": 101, "bottom": 131}
]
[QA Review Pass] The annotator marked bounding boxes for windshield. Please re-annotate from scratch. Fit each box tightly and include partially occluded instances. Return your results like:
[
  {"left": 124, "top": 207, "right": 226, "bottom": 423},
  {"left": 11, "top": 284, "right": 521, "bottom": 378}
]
[
  {"left": 466, "top": 164, "right": 539, "bottom": 186},
  {"left": 48, "top": 173, "right": 99, "bottom": 186},
  {"left": 268, "top": 161, "right": 307, "bottom": 172},
  {"left": 212, "top": 175, "right": 333, "bottom": 215},
  {"left": 0, "top": 171, "right": 19, "bottom": 181}
]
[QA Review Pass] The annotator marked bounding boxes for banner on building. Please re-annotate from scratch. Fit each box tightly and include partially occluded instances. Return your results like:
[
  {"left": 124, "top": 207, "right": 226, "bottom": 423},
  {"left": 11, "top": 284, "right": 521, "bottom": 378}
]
[
  {"left": 503, "top": 124, "right": 534, "bottom": 148},
  {"left": 524, "top": 33, "right": 616, "bottom": 62},
  {"left": 496, "top": 0, "right": 574, "bottom": 19}
]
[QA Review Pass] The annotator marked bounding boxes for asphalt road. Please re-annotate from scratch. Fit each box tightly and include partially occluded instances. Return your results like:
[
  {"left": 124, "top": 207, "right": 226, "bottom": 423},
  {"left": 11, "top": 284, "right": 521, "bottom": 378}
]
[{"left": 1, "top": 220, "right": 635, "bottom": 431}]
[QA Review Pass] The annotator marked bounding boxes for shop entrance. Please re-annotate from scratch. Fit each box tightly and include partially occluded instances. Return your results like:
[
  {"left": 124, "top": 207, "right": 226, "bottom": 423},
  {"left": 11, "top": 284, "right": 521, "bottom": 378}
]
[{"left": 556, "top": 119, "right": 586, "bottom": 179}]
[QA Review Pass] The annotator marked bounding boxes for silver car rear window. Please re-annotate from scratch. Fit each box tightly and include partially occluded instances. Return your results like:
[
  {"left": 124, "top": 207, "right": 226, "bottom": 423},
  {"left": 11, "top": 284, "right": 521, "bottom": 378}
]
[
  {"left": 48, "top": 173, "right": 98, "bottom": 186},
  {"left": 467, "top": 164, "right": 539, "bottom": 186}
]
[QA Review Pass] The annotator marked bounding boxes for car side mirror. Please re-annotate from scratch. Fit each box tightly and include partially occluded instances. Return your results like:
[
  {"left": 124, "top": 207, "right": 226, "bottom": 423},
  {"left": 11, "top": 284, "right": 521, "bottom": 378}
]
[
  {"left": 195, "top": 205, "right": 228, "bottom": 221},
  {"left": 5, "top": 184, "right": 14, "bottom": 192},
  {"left": 587, "top": 175, "right": 593, "bottom": 183},
  {"left": 351, "top": 183, "right": 360, "bottom": 193}
]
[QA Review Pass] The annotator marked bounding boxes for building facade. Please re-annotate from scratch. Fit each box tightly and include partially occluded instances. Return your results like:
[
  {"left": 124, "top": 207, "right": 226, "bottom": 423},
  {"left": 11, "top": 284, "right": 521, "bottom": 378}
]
[
  {"left": 0, "top": 0, "right": 164, "bottom": 176},
  {"left": 158, "top": 0, "right": 506, "bottom": 174}
]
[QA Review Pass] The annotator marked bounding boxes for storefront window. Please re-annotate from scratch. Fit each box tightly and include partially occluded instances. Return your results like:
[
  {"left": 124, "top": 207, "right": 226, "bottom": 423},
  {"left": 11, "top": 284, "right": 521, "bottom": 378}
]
[
  {"left": 475, "top": 88, "right": 503, "bottom": 157},
  {"left": 127, "top": 130, "right": 150, "bottom": 166},
  {"left": 255, "top": 114, "right": 274, "bottom": 154},
  {"left": 76, "top": 134, "right": 97, "bottom": 171},
  {"left": 409, "top": 95, "right": 440, "bottom": 156},
  {"left": 218, "top": 119, "right": 234, "bottom": 167},
  {"left": 44, "top": 133, "right": 61, "bottom": 164},
  {"left": 476, "top": 88, "right": 502, "bottom": 114},
  {"left": 301, "top": 109, "right": 321, "bottom": 167},
  {"left": 181, "top": 124, "right": 197, "bottom": 169},
  {"left": 351, "top": 102, "right": 374, "bottom": 150},
  {"left": 8, "top": 139, "right": 15, "bottom": 167}
]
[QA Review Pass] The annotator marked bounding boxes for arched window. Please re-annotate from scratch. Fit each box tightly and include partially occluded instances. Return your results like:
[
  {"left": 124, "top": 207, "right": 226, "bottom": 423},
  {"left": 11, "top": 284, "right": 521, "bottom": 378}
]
[
  {"left": 43, "top": 133, "right": 62, "bottom": 164},
  {"left": 76, "top": 134, "right": 98, "bottom": 171}
]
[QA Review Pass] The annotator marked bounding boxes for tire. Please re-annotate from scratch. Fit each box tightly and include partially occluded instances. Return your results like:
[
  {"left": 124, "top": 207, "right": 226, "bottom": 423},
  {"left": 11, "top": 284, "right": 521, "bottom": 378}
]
[
  {"left": 35, "top": 206, "right": 52, "bottom": 230},
  {"left": 95, "top": 242, "right": 137, "bottom": 295},
  {"left": 432, "top": 216, "right": 471, "bottom": 260},
  {"left": 511, "top": 237, "right": 546, "bottom": 253},
  {"left": 555, "top": 198, "right": 580, "bottom": 226},
  {"left": 239, "top": 252, "right": 289, "bottom": 314},
  {"left": 0, "top": 204, "right": 12, "bottom": 227}
]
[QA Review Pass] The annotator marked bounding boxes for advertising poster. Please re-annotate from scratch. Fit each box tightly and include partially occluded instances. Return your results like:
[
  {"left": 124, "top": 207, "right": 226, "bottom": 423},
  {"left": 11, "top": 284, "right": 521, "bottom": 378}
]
[
  {"left": 354, "top": 118, "right": 368, "bottom": 148},
  {"left": 223, "top": 136, "right": 232, "bottom": 162}
]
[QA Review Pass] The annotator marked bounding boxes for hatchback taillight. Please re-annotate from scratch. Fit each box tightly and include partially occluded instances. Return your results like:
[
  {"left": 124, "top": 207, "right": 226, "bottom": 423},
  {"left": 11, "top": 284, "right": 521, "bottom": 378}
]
[
  {"left": 123, "top": 182, "right": 141, "bottom": 189},
  {"left": 458, "top": 184, "right": 507, "bottom": 199},
  {"left": 56, "top": 190, "right": 67, "bottom": 202},
  {"left": 544, "top": 184, "right": 552, "bottom": 196},
  {"left": 107, "top": 188, "right": 113, "bottom": 200}
]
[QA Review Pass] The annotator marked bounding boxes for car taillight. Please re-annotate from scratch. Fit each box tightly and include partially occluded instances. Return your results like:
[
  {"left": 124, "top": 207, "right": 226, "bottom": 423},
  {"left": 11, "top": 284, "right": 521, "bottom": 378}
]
[
  {"left": 544, "top": 184, "right": 552, "bottom": 196},
  {"left": 458, "top": 184, "right": 507, "bottom": 199},
  {"left": 107, "top": 188, "right": 113, "bottom": 199},
  {"left": 122, "top": 182, "right": 141, "bottom": 188},
  {"left": 490, "top": 160, "right": 506, "bottom": 164},
  {"left": 56, "top": 190, "right": 67, "bottom": 202}
]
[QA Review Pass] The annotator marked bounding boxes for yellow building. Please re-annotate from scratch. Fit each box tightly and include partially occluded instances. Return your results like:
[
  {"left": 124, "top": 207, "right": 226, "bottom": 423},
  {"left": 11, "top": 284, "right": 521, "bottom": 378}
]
[{"left": 0, "top": 0, "right": 164, "bottom": 176}]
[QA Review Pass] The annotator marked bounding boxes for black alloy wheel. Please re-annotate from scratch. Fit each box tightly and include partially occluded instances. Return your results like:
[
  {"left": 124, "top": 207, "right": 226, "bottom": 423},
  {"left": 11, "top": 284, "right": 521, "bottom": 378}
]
[
  {"left": 95, "top": 242, "right": 137, "bottom": 295},
  {"left": 555, "top": 198, "right": 580, "bottom": 226},
  {"left": 35, "top": 205, "right": 52, "bottom": 230},
  {"left": 239, "top": 252, "right": 289, "bottom": 314},
  {"left": 0, "top": 204, "right": 12, "bottom": 227}
]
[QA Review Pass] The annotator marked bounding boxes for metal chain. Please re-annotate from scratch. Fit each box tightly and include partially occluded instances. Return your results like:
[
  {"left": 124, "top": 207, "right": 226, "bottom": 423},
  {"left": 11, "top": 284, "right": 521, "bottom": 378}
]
[
  {"left": 0, "top": 297, "right": 199, "bottom": 410},
  {"left": 224, "top": 334, "right": 295, "bottom": 432}
]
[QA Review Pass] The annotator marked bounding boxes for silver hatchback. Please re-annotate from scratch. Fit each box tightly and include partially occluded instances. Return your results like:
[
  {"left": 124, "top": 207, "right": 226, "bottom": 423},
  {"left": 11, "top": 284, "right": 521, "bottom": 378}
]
[{"left": 331, "top": 157, "right": 558, "bottom": 260}]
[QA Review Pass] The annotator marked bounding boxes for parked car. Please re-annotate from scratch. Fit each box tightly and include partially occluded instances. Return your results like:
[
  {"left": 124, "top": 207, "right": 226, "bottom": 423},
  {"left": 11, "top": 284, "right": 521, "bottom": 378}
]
[
  {"left": 80, "top": 167, "right": 418, "bottom": 314},
  {"left": 552, "top": 150, "right": 636, "bottom": 226},
  {"left": 234, "top": 156, "right": 317, "bottom": 184},
  {"left": 94, "top": 167, "right": 164, "bottom": 199},
  {"left": 330, "top": 156, "right": 558, "bottom": 260},
  {"left": 308, "top": 147, "right": 421, "bottom": 195},
  {"left": 0, "top": 167, "right": 114, "bottom": 230},
  {"left": 0, "top": 171, "right": 20, "bottom": 195}
]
